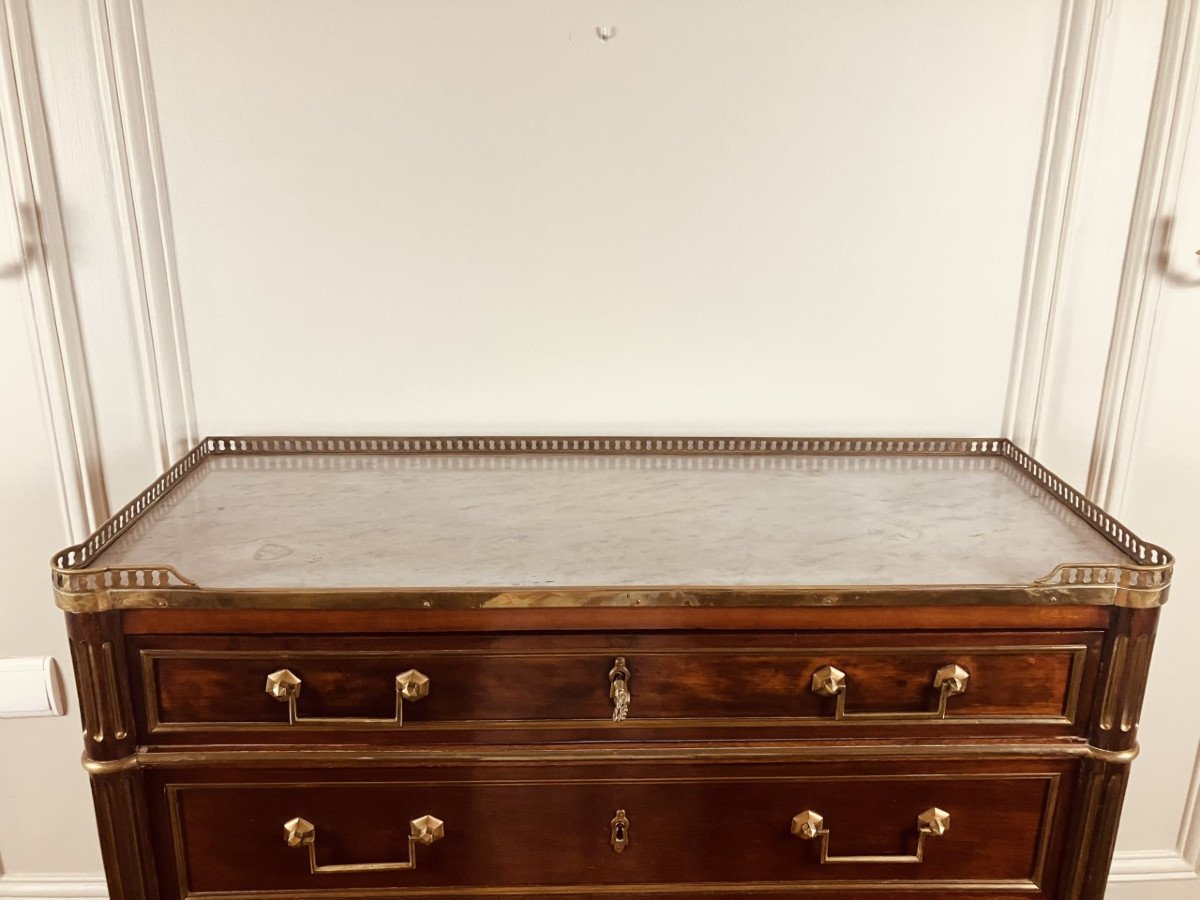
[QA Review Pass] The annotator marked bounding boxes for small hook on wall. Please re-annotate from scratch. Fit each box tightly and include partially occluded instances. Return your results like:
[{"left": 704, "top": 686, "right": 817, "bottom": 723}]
[{"left": 596, "top": 26, "right": 616, "bottom": 42}]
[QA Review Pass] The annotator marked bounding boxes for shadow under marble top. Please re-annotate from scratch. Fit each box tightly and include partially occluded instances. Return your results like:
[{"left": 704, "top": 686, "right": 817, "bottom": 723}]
[{"left": 89, "top": 452, "right": 1130, "bottom": 590}]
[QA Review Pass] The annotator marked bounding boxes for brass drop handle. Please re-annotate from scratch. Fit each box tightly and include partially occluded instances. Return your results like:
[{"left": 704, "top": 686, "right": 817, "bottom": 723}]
[
  {"left": 284, "top": 814, "right": 444, "bottom": 873},
  {"left": 791, "top": 808, "right": 950, "bottom": 864},
  {"left": 266, "top": 668, "right": 430, "bottom": 726},
  {"left": 609, "top": 657, "right": 630, "bottom": 722},
  {"left": 810, "top": 663, "right": 969, "bottom": 720}
]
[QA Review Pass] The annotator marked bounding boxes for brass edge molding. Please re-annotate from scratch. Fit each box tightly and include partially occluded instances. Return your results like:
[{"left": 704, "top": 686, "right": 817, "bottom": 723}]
[
  {"left": 173, "top": 880, "right": 1041, "bottom": 898},
  {"left": 140, "top": 644, "right": 1094, "bottom": 658},
  {"left": 50, "top": 434, "right": 1173, "bottom": 613},
  {"left": 146, "top": 715, "right": 1081, "bottom": 735},
  {"left": 83, "top": 752, "right": 140, "bottom": 775},
  {"left": 54, "top": 582, "right": 1162, "bottom": 614},
  {"left": 96, "top": 741, "right": 1139, "bottom": 771}
]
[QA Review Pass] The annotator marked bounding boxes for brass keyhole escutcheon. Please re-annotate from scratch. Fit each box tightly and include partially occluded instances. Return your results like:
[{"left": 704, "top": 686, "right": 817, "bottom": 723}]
[{"left": 610, "top": 809, "right": 630, "bottom": 853}]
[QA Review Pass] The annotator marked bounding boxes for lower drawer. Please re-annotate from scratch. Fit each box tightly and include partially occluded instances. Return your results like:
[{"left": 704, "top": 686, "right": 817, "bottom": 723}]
[{"left": 149, "top": 756, "right": 1075, "bottom": 897}]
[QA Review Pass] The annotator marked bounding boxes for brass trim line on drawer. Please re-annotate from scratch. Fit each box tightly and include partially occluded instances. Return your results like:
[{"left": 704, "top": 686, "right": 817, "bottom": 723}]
[
  {"left": 81, "top": 741, "right": 1140, "bottom": 775},
  {"left": 171, "top": 880, "right": 1044, "bottom": 897},
  {"left": 140, "top": 644, "right": 1092, "bottom": 734}
]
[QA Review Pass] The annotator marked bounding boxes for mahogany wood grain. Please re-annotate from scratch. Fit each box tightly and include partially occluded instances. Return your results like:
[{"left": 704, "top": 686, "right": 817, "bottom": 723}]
[
  {"left": 66, "top": 611, "right": 138, "bottom": 761},
  {"left": 147, "top": 757, "right": 1074, "bottom": 898},
  {"left": 132, "top": 630, "right": 1102, "bottom": 746},
  {"left": 90, "top": 767, "right": 159, "bottom": 900},
  {"left": 119, "top": 605, "right": 1114, "bottom": 635}
]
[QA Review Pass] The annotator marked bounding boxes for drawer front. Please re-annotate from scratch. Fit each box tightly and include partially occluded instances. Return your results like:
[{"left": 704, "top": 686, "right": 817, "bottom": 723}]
[
  {"left": 150, "top": 758, "right": 1073, "bottom": 897},
  {"left": 134, "top": 631, "right": 1102, "bottom": 744}
]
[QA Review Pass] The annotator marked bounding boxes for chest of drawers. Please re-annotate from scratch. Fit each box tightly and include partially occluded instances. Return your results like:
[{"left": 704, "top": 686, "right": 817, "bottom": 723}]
[{"left": 54, "top": 436, "right": 1172, "bottom": 899}]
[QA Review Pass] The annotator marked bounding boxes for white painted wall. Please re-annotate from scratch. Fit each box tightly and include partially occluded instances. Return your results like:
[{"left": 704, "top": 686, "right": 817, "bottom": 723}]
[
  {"left": 0, "top": 0, "right": 1196, "bottom": 896},
  {"left": 145, "top": 0, "right": 1057, "bottom": 436}
]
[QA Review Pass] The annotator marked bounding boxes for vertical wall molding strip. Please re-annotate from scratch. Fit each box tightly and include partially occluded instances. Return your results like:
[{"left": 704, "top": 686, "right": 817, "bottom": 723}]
[
  {"left": 1001, "top": 0, "right": 1200, "bottom": 885},
  {"left": 1003, "top": 0, "right": 1104, "bottom": 454},
  {"left": 90, "top": 0, "right": 196, "bottom": 466},
  {"left": 1087, "top": 0, "right": 1200, "bottom": 515},
  {"left": 0, "top": 0, "right": 108, "bottom": 539},
  {"left": 1096, "top": 0, "right": 1200, "bottom": 886}
]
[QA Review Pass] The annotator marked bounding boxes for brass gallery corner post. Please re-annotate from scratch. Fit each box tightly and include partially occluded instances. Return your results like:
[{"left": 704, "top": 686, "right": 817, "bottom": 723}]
[{"left": 53, "top": 436, "right": 1171, "bottom": 899}]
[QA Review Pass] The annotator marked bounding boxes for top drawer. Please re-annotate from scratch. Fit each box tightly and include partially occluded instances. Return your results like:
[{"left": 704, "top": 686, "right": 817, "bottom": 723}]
[{"left": 132, "top": 631, "right": 1102, "bottom": 745}]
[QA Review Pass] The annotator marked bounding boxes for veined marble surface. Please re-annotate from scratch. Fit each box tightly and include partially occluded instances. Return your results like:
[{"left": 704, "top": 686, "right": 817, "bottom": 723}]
[{"left": 93, "top": 452, "right": 1128, "bottom": 589}]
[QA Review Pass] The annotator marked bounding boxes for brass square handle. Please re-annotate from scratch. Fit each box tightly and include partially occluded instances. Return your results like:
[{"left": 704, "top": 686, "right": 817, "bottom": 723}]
[
  {"left": 791, "top": 807, "right": 949, "bottom": 864},
  {"left": 810, "top": 663, "right": 969, "bottom": 720},
  {"left": 266, "top": 668, "right": 429, "bottom": 726},
  {"left": 284, "top": 814, "right": 444, "bottom": 873}
]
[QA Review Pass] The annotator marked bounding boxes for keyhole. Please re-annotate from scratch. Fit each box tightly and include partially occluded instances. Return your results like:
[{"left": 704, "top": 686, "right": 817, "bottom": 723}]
[{"left": 611, "top": 810, "right": 630, "bottom": 853}]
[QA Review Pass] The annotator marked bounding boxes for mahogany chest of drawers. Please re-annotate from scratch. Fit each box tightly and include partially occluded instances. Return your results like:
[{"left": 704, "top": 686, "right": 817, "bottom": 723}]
[{"left": 53, "top": 436, "right": 1172, "bottom": 899}]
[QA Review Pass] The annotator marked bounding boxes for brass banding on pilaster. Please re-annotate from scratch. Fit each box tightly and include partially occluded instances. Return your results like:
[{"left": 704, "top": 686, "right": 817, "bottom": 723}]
[
  {"left": 1086, "top": 744, "right": 1139, "bottom": 764},
  {"left": 83, "top": 752, "right": 141, "bottom": 776}
]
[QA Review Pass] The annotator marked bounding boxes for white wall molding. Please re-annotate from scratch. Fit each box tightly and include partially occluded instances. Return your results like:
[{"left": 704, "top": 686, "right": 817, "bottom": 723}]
[
  {"left": 0, "top": 0, "right": 108, "bottom": 539},
  {"left": 0, "top": 874, "right": 107, "bottom": 898},
  {"left": 89, "top": 0, "right": 196, "bottom": 467},
  {"left": 1087, "top": 0, "right": 1200, "bottom": 514},
  {"left": 1003, "top": 0, "right": 1105, "bottom": 453},
  {"left": 1097, "top": 0, "right": 1200, "bottom": 890},
  {"left": 1001, "top": 0, "right": 1200, "bottom": 889},
  {"left": 1179, "top": 739, "right": 1200, "bottom": 881},
  {"left": 1111, "top": 849, "right": 1200, "bottom": 881}
]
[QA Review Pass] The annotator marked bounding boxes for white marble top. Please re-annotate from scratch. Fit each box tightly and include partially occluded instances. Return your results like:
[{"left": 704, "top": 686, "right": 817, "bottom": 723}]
[{"left": 91, "top": 452, "right": 1128, "bottom": 590}]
